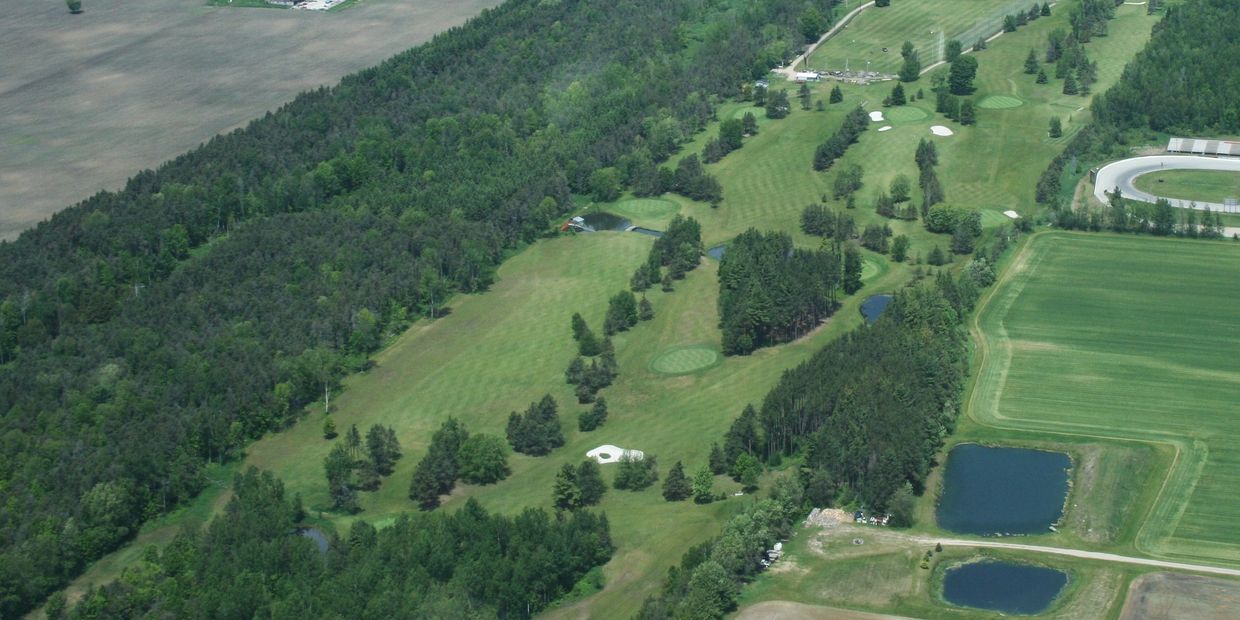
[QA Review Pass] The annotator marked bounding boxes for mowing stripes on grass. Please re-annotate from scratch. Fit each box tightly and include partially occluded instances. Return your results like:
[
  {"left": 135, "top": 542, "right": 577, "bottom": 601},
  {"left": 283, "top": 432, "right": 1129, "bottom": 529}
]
[
  {"left": 973, "top": 233, "right": 1240, "bottom": 565},
  {"left": 977, "top": 95, "right": 1024, "bottom": 109},
  {"left": 612, "top": 198, "right": 680, "bottom": 220}
]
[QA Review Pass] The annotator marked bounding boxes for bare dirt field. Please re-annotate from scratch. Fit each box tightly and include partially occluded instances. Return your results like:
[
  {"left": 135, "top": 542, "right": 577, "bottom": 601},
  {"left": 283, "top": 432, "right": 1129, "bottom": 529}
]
[
  {"left": 0, "top": 0, "right": 500, "bottom": 240},
  {"left": 1119, "top": 572, "right": 1240, "bottom": 620}
]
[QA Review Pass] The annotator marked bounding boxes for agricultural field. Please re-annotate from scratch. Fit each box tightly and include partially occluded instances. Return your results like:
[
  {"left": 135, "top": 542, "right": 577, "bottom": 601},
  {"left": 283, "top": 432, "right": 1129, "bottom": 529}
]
[
  {"left": 0, "top": 0, "right": 500, "bottom": 240},
  {"left": 970, "top": 232, "right": 1240, "bottom": 565},
  {"left": 1132, "top": 169, "right": 1240, "bottom": 204}
]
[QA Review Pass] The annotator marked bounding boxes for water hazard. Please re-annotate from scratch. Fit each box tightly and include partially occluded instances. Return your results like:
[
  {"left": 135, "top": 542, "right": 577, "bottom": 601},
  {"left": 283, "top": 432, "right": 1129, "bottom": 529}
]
[
  {"left": 860, "top": 294, "right": 892, "bottom": 324},
  {"left": 707, "top": 245, "right": 726, "bottom": 260},
  {"left": 936, "top": 444, "right": 1070, "bottom": 536},
  {"left": 942, "top": 560, "right": 1067, "bottom": 615},
  {"left": 579, "top": 212, "right": 631, "bottom": 231}
]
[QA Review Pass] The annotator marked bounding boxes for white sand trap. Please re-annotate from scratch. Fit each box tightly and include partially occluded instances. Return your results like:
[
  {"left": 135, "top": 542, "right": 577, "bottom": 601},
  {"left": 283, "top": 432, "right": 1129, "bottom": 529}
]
[
  {"left": 1004, "top": 210, "right": 1021, "bottom": 219},
  {"left": 587, "top": 444, "right": 645, "bottom": 464},
  {"left": 878, "top": 125, "right": 893, "bottom": 132},
  {"left": 930, "top": 125, "right": 954, "bottom": 136},
  {"left": 869, "top": 111, "right": 885, "bottom": 122}
]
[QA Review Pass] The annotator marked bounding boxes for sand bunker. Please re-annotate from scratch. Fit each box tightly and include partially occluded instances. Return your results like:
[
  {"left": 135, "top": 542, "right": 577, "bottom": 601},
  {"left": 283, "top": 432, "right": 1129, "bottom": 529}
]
[
  {"left": 587, "top": 444, "right": 645, "bottom": 464},
  {"left": 930, "top": 125, "right": 954, "bottom": 136},
  {"left": 869, "top": 111, "right": 885, "bottom": 122},
  {"left": 1004, "top": 210, "right": 1021, "bottom": 219},
  {"left": 878, "top": 126, "right": 892, "bottom": 132}
]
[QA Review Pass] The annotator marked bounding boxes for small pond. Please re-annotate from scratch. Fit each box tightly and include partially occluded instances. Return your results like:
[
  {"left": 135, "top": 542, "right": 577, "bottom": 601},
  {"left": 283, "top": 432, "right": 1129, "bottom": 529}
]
[
  {"left": 630, "top": 227, "right": 664, "bottom": 237},
  {"left": 942, "top": 560, "right": 1067, "bottom": 615},
  {"left": 937, "top": 444, "right": 1071, "bottom": 536},
  {"left": 296, "top": 527, "right": 329, "bottom": 553},
  {"left": 707, "top": 245, "right": 727, "bottom": 260},
  {"left": 860, "top": 294, "right": 892, "bottom": 324},
  {"left": 579, "top": 211, "right": 631, "bottom": 231}
]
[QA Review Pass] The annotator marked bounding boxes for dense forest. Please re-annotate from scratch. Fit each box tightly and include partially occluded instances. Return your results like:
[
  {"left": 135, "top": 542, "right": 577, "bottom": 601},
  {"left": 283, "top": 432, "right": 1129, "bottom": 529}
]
[
  {"left": 0, "top": 0, "right": 840, "bottom": 612},
  {"left": 717, "top": 229, "right": 842, "bottom": 355},
  {"left": 720, "top": 275, "right": 978, "bottom": 512},
  {"left": 62, "top": 468, "right": 612, "bottom": 619},
  {"left": 1037, "top": 0, "right": 1240, "bottom": 216}
]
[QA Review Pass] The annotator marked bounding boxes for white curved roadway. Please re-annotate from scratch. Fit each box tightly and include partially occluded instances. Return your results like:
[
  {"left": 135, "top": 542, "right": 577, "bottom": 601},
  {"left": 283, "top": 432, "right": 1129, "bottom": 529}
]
[
  {"left": 912, "top": 535, "right": 1240, "bottom": 578},
  {"left": 1093, "top": 155, "right": 1240, "bottom": 212}
]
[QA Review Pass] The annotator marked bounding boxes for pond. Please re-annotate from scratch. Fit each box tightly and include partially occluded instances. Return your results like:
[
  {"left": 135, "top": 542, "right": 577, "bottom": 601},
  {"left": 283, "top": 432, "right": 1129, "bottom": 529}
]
[
  {"left": 937, "top": 444, "right": 1071, "bottom": 536},
  {"left": 942, "top": 560, "right": 1067, "bottom": 615},
  {"left": 707, "top": 245, "right": 727, "bottom": 260},
  {"left": 296, "top": 527, "right": 329, "bottom": 553},
  {"left": 579, "top": 211, "right": 631, "bottom": 231},
  {"left": 630, "top": 227, "right": 664, "bottom": 237},
  {"left": 860, "top": 294, "right": 892, "bottom": 324}
]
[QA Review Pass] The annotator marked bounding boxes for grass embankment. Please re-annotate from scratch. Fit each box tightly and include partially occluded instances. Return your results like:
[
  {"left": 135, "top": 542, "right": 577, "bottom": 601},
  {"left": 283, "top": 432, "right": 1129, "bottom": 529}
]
[{"left": 1133, "top": 169, "right": 1240, "bottom": 204}]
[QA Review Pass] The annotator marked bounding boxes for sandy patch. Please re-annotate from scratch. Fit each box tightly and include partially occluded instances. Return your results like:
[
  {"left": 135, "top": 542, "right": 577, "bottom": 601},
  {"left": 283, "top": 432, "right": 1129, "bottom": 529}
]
[
  {"left": 869, "top": 111, "right": 885, "bottom": 122},
  {"left": 1004, "top": 210, "right": 1021, "bottom": 219},
  {"left": 930, "top": 125, "right": 954, "bottom": 136},
  {"left": 586, "top": 444, "right": 644, "bottom": 464},
  {"left": 878, "top": 125, "right": 892, "bottom": 132}
]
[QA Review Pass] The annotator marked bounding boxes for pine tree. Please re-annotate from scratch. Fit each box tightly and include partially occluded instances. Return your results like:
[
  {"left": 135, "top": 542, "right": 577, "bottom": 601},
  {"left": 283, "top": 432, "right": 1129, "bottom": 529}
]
[
  {"left": 829, "top": 84, "right": 843, "bottom": 104},
  {"left": 959, "top": 99, "right": 976, "bottom": 125},
  {"left": 662, "top": 461, "right": 692, "bottom": 501},
  {"left": 576, "top": 460, "right": 607, "bottom": 506},
  {"left": 325, "top": 442, "right": 357, "bottom": 512},
  {"left": 1062, "top": 70, "right": 1079, "bottom": 95},
  {"left": 927, "top": 245, "right": 947, "bottom": 266},
  {"left": 1049, "top": 116, "right": 1063, "bottom": 138},
  {"left": 345, "top": 424, "right": 362, "bottom": 460},
  {"left": 552, "top": 464, "right": 581, "bottom": 511},
  {"left": 843, "top": 244, "right": 864, "bottom": 294},
  {"left": 1041, "top": 2, "right": 1051, "bottom": 17},
  {"left": 1036, "top": 68, "right": 1049, "bottom": 84},
  {"left": 709, "top": 443, "right": 728, "bottom": 474},
  {"left": 322, "top": 417, "right": 337, "bottom": 440},
  {"left": 638, "top": 296, "right": 654, "bottom": 321},
  {"left": 1024, "top": 49, "right": 1039, "bottom": 74},
  {"left": 890, "top": 83, "right": 906, "bottom": 106}
]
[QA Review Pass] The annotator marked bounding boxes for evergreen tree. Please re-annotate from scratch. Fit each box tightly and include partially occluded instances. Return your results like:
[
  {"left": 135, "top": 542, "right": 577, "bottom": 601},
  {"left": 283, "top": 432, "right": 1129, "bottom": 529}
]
[
  {"left": 1049, "top": 116, "right": 1063, "bottom": 138},
  {"left": 366, "top": 424, "right": 396, "bottom": 475},
  {"left": 552, "top": 464, "right": 581, "bottom": 511},
  {"left": 322, "top": 417, "right": 337, "bottom": 440},
  {"left": 638, "top": 296, "right": 654, "bottom": 321},
  {"left": 890, "top": 174, "right": 912, "bottom": 203},
  {"left": 1036, "top": 68, "right": 1049, "bottom": 84},
  {"left": 1024, "top": 49, "right": 1040, "bottom": 74},
  {"left": 959, "top": 99, "right": 976, "bottom": 125},
  {"left": 945, "top": 39, "right": 963, "bottom": 63},
  {"left": 890, "top": 83, "right": 907, "bottom": 106},
  {"left": 506, "top": 395, "right": 564, "bottom": 455},
  {"left": 709, "top": 443, "right": 728, "bottom": 475},
  {"left": 973, "top": 37, "right": 987, "bottom": 52},
  {"left": 951, "top": 222, "right": 975, "bottom": 254},
  {"left": 324, "top": 442, "right": 357, "bottom": 512},
  {"left": 829, "top": 84, "right": 843, "bottom": 104},
  {"left": 345, "top": 424, "right": 362, "bottom": 460},
  {"left": 927, "top": 245, "right": 948, "bottom": 266},
  {"left": 578, "top": 397, "right": 609, "bottom": 432},
  {"left": 565, "top": 356, "right": 586, "bottom": 384},
  {"left": 576, "top": 460, "right": 607, "bottom": 506},
  {"left": 1003, "top": 14, "right": 1018, "bottom": 32},
  {"left": 1062, "top": 70, "right": 1079, "bottom": 95},
  {"left": 613, "top": 454, "right": 659, "bottom": 490},
  {"left": 843, "top": 244, "right": 864, "bottom": 294},
  {"left": 741, "top": 112, "right": 758, "bottom": 136},
  {"left": 1042, "top": 2, "right": 1051, "bottom": 17},
  {"left": 765, "top": 90, "right": 790, "bottom": 119},
  {"left": 663, "top": 461, "right": 692, "bottom": 501},
  {"left": 891, "top": 235, "right": 910, "bottom": 262}
]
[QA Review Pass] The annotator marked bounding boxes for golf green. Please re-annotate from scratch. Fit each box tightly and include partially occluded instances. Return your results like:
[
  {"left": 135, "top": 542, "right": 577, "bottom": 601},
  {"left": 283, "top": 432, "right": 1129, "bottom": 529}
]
[
  {"left": 650, "top": 345, "right": 721, "bottom": 375},
  {"left": 885, "top": 106, "right": 928, "bottom": 122},
  {"left": 977, "top": 95, "right": 1023, "bottom": 109},
  {"left": 613, "top": 198, "right": 680, "bottom": 220}
]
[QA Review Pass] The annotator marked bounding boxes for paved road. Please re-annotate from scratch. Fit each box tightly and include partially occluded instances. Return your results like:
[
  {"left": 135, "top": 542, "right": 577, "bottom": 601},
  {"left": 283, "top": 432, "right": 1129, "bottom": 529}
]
[
  {"left": 1093, "top": 155, "right": 1240, "bottom": 212},
  {"left": 913, "top": 535, "right": 1240, "bottom": 578}
]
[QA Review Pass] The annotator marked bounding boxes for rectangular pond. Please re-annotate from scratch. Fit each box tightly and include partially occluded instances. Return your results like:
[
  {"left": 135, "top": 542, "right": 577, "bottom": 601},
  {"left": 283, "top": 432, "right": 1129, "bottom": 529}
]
[{"left": 936, "top": 444, "right": 1070, "bottom": 536}]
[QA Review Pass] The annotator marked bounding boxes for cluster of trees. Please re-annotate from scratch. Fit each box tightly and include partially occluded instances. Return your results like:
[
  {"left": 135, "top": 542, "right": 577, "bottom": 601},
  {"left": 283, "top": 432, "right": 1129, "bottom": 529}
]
[
  {"left": 0, "top": 0, "right": 840, "bottom": 609},
  {"left": 604, "top": 290, "right": 640, "bottom": 335},
  {"left": 925, "top": 204, "right": 983, "bottom": 254},
  {"left": 716, "top": 279, "right": 978, "bottom": 513},
  {"left": 1004, "top": 3, "right": 1050, "bottom": 34},
  {"left": 613, "top": 454, "right": 660, "bottom": 491},
  {"left": 637, "top": 499, "right": 792, "bottom": 619},
  {"left": 703, "top": 118, "right": 746, "bottom": 163},
  {"left": 800, "top": 203, "right": 857, "bottom": 241},
  {"left": 1038, "top": 0, "right": 1240, "bottom": 216},
  {"left": 718, "top": 230, "right": 843, "bottom": 355},
  {"left": 407, "top": 418, "right": 470, "bottom": 510},
  {"left": 553, "top": 460, "right": 608, "bottom": 511},
  {"left": 1057, "top": 193, "right": 1230, "bottom": 238},
  {"left": 813, "top": 106, "right": 870, "bottom": 171},
  {"left": 578, "top": 397, "right": 609, "bottom": 432},
  {"left": 898, "top": 41, "right": 922, "bottom": 82},
  {"left": 632, "top": 215, "right": 704, "bottom": 288},
  {"left": 566, "top": 316, "right": 618, "bottom": 403},
  {"left": 916, "top": 138, "right": 946, "bottom": 217},
  {"left": 1047, "top": 27, "right": 1099, "bottom": 96},
  {"left": 506, "top": 395, "right": 565, "bottom": 457},
  {"left": 324, "top": 423, "right": 402, "bottom": 512},
  {"left": 765, "top": 89, "right": 792, "bottom": 119},
  {"left": 65, "top": 469, "right": 611, "bottom": 619},
  {"left": 874, "top": 174, "right": 917, "bottom": 220}
]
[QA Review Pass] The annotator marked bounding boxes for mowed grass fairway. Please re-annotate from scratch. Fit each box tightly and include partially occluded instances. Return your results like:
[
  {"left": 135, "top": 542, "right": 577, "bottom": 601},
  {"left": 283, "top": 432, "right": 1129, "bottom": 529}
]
[
  {"left": 1133, "top": 169, "right": 1240, "bottom": 204},
  {"left": 0, "top": 0, "right": 500, "bottom": 239},
  {"left": 807, "top": 0, "right": 1032, "bottom": 73},
  {"left": 971, "top": 232, "right": 1240, "bottom": 565}
]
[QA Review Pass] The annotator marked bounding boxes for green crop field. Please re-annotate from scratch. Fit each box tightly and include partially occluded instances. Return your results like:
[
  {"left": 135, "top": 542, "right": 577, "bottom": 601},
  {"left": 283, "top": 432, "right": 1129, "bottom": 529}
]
[
  {"left": 970, "top": 232, "right": 1240, "bottom": 565},
  {"left": 807, "top": 0, "right": 1034, "bottom": 74},
  {"left": 1133, "top": 170, "right": 1240, "bottom": 205}
]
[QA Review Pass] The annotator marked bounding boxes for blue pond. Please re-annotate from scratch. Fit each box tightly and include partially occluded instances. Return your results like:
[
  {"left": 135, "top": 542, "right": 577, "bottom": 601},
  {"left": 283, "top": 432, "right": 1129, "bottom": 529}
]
[
  {"left": 937, "top": 444, "right": 1071, "bottom": 536},
  {"left": 630, "top": 227, "right": 664, "bottom": 237},
  {"left": 943, "top": 560, "right": 1067, "bottom": 615},
  {"left": 707, "top": 245, "right": 727, "bottom": 260},
  {"left": 860, "top": 294, "right": 892, "bottom": 324},
  {"left": 297, "top": 527, "right": 329, "bottom": 553}
]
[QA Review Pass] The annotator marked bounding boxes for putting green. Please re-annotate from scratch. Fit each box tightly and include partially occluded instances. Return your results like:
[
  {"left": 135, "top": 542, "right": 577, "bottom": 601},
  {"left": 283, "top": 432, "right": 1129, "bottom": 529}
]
[
  {"left": 977, "top": 95, "right": 1023, "bottom": 109},
  {"left": 650, "top": 345, "right": 721, "bottom": 375},
  {"left": 885, "top": 106, "right": 928, "bottom": 122},
  {"left": 861, "top": 254, "right": 888, "bottom": 282},
  {"left": 612, "top": 198, "right": 680, "bottom": 220}
]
